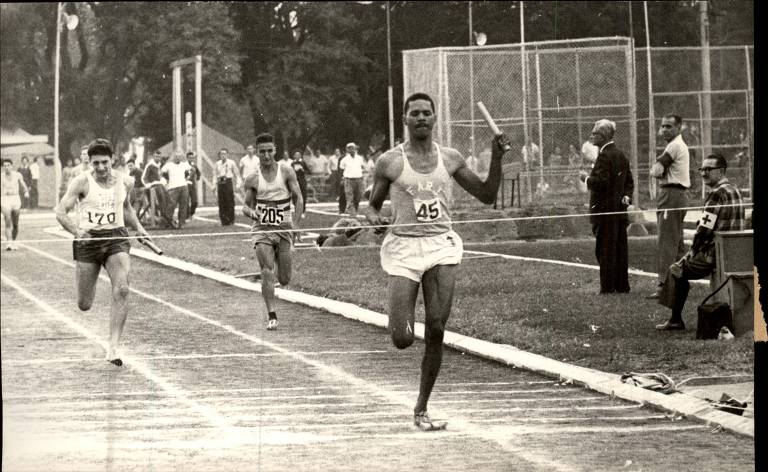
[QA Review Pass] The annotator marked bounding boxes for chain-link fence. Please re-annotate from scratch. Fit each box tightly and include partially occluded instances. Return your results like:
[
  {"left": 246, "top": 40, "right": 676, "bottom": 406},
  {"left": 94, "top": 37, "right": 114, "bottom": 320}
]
[{"left": 403, "top": 39, "right": 754, "bottom": 211}]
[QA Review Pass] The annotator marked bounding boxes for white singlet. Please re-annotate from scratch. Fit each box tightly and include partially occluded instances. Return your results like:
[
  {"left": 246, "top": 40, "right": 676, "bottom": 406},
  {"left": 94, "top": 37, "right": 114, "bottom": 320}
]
[{"left": 77, "top": 172, "right": 127, "bottom": 231}]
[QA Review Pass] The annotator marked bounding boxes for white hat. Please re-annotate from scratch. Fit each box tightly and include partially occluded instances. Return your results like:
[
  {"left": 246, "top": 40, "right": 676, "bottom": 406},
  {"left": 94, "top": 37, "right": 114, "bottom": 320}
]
[{"left": 346, "top": 142, "right": 357, "bottom": 149}]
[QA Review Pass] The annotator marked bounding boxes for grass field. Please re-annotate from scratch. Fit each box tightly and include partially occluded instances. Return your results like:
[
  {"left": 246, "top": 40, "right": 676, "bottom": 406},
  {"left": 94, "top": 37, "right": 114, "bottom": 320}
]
[{"left": 144, "top": 210, "right": 752, "bottom": 382}]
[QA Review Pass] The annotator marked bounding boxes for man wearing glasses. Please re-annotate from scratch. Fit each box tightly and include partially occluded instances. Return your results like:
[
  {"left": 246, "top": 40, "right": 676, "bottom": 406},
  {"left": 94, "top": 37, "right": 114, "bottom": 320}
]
[
  {"left": 654, "top": 153, "right": 745, "bottom": 331},
  {"left": 242, "top": 133, "right": 303, "bottom": 331},
  {"left": 648, "top": 114, "right": 691, "bottom": 300}
]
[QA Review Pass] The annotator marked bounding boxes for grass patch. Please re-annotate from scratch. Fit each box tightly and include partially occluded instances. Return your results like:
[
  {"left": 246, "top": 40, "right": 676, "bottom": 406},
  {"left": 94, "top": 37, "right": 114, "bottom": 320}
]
[{"left": 151, "top": 213, "right": 752, "bottom": 381}]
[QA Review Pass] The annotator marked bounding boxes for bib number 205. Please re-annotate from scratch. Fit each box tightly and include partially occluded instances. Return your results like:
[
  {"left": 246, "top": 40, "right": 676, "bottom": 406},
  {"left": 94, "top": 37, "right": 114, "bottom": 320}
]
[
  {"left": 414, "top": 199, "right": 442, "bottom": 222},
  {"left": 259, "top": 206, "right": 285, "bottom": 226}
]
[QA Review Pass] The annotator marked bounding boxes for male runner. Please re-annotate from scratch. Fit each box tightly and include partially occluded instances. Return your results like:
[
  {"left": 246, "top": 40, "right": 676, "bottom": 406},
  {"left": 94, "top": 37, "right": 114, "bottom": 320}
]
[
  {"left": 366, "top": 92, "right": 507, "bottom": 430},
  {"left": 242, "top": 133, "right": 303, "bottom": 330},
  {"left": 1, "top": 158, "right": 30, "bottom": 251},
  {"left": 56, "top": 139, "right": 153, "bottom": 366}
]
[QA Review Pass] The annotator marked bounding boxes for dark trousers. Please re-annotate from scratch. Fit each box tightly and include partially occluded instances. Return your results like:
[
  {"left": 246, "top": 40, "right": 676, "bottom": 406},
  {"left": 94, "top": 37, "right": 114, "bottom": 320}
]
[
  {"left": 167, "top": 186, "right": 189, "bottom": 227},
  {"left": 29, "top": 180, "right": 38, "bottom": 208},
  {"left": 659, "top": 250, "right": 715, "bottom": 321},
  {"left": 11, "top": 209, "right": 20, "bottom": 240},
  {"left": 188, "top": 183, "right": 198, "bottom": 215},
  {"left": 344, "top": 177, "right": 364, "bottom": 216},
  {"left": 656, "top": 186, "right": 688, "bottom": 286},
  {"left": 592, "top": 216, "right": 630, "bottom": 293},
  {"left": 217, "top": 178, "right": 235, "bottom": 225}
]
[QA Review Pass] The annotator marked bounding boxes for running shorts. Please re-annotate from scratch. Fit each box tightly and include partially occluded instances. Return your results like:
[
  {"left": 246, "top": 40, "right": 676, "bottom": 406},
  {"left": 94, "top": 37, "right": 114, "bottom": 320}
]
[{"left": 380, "top": 230, "right": 463, "bottom": 282}]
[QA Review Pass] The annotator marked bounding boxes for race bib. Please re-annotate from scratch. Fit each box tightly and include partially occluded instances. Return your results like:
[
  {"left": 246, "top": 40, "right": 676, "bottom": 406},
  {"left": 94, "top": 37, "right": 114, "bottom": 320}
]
[
  {"left": 256, "top": 203, "right": 286, "bottom": 226},
  {"left": 86, "top": 211, "right": 117, "bottom": 225},
  {"left": 413, "top": 198, "right": 442, "bottom": 222}
]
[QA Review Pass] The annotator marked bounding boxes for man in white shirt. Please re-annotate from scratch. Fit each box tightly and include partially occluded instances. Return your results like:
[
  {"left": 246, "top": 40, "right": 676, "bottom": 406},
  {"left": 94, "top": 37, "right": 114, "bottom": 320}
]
[
  {"left": 339, "top": 142, "right": 365, "bottom": 216},
  {"left": 521, "top": 138, "right": 540, "bottom": 169},
  {"left": 161, "top": 150, "right": 192, "bottom": 228},
  {"left": 29, "top": 156, "right": 40, "bottom": 208},
  {"left": 240, "top": 144, "right": 260, "bottom": 181}
]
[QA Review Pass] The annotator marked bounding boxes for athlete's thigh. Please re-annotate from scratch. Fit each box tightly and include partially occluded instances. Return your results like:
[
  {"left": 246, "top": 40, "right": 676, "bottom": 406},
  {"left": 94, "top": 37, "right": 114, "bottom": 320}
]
[
  {"left": 76, "top": 261, "right": 102, "bottom": 303},
  {"left": 104, "top": 251, "right": 131, "bottom": 288},
  {"left": 421, "top": 264, "right": 458, "bottom": 326},
  {"left": 387, "top": 275, "right": 420, "bottom": 327},
  {"left": 254, "top": 242, "right": 277, "bottom": 271},
  {"left": 1, "top": 206, "right": 11, "bottom": 225},
  {"left": 275, "top": 238, "right": 293, "bottom": 283}
]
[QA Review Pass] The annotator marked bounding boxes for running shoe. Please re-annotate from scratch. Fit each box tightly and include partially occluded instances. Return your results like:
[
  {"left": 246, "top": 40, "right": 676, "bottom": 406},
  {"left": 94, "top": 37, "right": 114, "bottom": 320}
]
[
  {"left": 266, "top": 319, "right": 278, "bottom": 331},
  {"left": 414, "top": 411, "right": 447, "bottom": 431}
]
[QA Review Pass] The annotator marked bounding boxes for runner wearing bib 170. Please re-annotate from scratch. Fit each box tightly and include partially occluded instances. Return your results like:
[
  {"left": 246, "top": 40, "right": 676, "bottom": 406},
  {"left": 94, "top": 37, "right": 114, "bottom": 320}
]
[
  {"left": 242, "top": 133, "right": 304, "bottom": 331},
  {"left": 366, "top": 92, "right": 508, "bottom": 431},
  {"left": 56, "top": 138, "right": 153, "bottom": 366},
  {"left": 1, "top": 158, "right": 30, "bottom": 251}
]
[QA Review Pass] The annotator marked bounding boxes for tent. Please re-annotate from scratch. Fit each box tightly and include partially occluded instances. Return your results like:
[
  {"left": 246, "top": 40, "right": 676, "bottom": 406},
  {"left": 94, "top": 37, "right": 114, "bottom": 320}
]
[{"left": 1, "top": 128, "right": 56, "bottom": 208}]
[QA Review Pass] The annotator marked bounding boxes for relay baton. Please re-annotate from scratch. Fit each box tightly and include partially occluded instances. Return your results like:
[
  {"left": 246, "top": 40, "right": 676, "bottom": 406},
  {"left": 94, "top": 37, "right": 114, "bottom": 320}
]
[
  {"left": 476, "top": 101, "right": 511, "bottom": 152},
  {"left": 138, "top": 236, "right": 163, "bottom": 255}
]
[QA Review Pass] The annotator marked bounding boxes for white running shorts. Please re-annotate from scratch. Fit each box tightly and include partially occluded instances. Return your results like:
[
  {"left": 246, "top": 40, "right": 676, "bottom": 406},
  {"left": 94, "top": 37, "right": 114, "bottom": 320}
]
[{"left": 380, "top": 230, "right": 463, "bottom": 282}]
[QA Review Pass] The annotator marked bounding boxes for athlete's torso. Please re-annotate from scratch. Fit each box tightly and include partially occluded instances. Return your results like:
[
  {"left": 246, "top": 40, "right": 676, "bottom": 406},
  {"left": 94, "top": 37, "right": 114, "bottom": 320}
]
[
  {"left": 390, "top": 142, "right": 453, "bottom": 237},
  {"left": 252, "top": 164, "right": 293, "bottom": 229},
  {"left": 1, "top": 171, "right": 22, "bottom": 196},
  {"left": 78, "top": 171, "right": 127, "bottom": 231}
]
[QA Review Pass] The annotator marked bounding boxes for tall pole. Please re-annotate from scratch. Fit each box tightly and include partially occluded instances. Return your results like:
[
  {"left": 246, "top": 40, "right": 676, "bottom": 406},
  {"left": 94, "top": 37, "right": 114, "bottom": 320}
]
[
  {"left": 53, "top": 2, "right": 63, "bottom": 206},
  {"left": 386, "top": 1, "right": 394, "bottom": 149},
  {"left": 700, "top": 0, "right": 712, "bottom": 162},
  {"left": 520, "top": 1, "right": 532, "bottom": 202},
  {"left": 469, "top": 1, "right": 475, "bottom": 160},
  {"left": 643, "top": 1, "right": 656, "bottom": 201},
  {"left": 195, "top": 55, "right": 203, "bottom": 205}
]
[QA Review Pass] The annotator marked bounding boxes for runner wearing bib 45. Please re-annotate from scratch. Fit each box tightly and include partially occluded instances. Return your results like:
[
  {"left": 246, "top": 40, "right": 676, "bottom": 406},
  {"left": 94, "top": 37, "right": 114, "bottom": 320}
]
[
  {"left": 242, "top": 133, "right": 304, "bottom": 331},
  {"left": 366, "top": 92, "right": 509, "bottom": 431}
]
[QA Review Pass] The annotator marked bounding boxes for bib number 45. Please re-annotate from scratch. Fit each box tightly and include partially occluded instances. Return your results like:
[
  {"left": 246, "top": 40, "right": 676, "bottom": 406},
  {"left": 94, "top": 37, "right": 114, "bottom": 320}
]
[{"left": 414, "top": 199, "right": 441, "bottom": 222}]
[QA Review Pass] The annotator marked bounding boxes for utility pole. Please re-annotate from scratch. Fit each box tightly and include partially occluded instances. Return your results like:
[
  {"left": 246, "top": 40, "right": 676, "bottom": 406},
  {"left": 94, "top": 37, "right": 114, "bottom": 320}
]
[{"left": 700, "top": 0, "right": 712, "bottom": 161}]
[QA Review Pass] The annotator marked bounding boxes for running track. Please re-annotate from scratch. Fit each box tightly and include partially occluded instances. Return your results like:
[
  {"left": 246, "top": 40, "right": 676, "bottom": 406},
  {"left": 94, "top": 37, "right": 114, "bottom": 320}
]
[{"left": 1, "top": 219, "right": 754, "bottom": 471}]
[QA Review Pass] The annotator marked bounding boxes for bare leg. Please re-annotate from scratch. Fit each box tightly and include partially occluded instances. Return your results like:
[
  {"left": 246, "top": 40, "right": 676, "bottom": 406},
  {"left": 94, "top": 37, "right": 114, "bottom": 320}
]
[
  {"left": 414, "top": 264, "right": 456, "bottom": 414},
  {"left": 103, "top": 252, "right": 131, "bottom": 364},
  {"left": 1, "top": 207, "right": 12, "bottom": 247},
  {"left": 255, "top": 243, "right": 278, "bottom": 313},
  {"left": 387, "top": 275, "right": 420, "bottom": 349},
  {"left": 76, "top": 261, "right": 102, "bottom": 311}
]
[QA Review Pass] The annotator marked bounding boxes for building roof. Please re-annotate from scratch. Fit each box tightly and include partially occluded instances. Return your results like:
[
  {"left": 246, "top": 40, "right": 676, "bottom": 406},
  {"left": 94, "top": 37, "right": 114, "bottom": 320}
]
[
  {"left": 0, "top": 127, "right": 49, "bottom": 146},
  {"left": 155, "top": 123, "right": 246, "bottom": 158}
]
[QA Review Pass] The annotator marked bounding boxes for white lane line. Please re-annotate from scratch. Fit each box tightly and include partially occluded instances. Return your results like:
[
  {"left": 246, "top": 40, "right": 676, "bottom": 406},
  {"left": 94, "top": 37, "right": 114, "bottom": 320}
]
[
  {"left": 19, "top": 244, "right": 578, "bottom": 471},
  {"left": 2, "top": 349, "right": 389, "bottom": 365},
  {"left": 463, "top": 249, "right": 708, "bottom": 285},
  {"left": 6, "top": 392, "right": 596, "bottom": 412},
  {"left": 0, "top": 381, "right": 560, "bottom": 401},
  {"left": 0, "top": 273, "right": 236, "bottom": 434}
]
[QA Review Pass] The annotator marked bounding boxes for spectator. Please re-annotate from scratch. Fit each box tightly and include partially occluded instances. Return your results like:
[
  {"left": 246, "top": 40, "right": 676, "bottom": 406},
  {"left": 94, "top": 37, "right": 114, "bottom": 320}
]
[
  {"left": 549, "top": 145, "right": 563, "bottom": 167},
  {"left": 290, "top": 149, "right": 309, "bottom": 216},
  {"left": 72, "top": 146, "right": 90, "bottom": 177},
  {"left": 17, "top": 155, "right": 32, "bottom": 208},
  {"left": 186, "top": 151, "right": 201, "bottom": 216},
  {"left": 363, "top": 152, "right": 376, "bottom": 190},
  {"left": 60, "top": 159, "right": 75, "bottom": 200},
  {"left": 315, "top": 147, "right": 331, "bottom": 176},
  {"left": 29, "top": 156, "right": 40, "bottom": 208},
  {"left": 579, "top": 119, "right": 634, "bottom": 294},
  {"left": 141, "top": 150, "right": 171, "bottom": 227},
  {"left": 581, "top": 139, "right": 599, "bottom": 167},
  {"left": 240, "top": 144, "right": 259, "bottom": 182},
  {"left": 126, "top": 160, "right": 148, "bottom": 220},
  {"left": 303, "top": 145, "right": 323, "bottom": 175},
  {"left": 213, "top": 148, "right": 240, "bottom": 226},
  {"left": 161, "top": 150, "right": 192, "bottom": 228},
  {"left": 567, "top": 143, "right": 583, "bottom": 168},
  {"left": 655, "top": 153, "right": 745, "bottom": 331},
  {"left": 328, "top": 147, "right": 342, "bottom": 203},
  {"left": 648, "top": 114, "right": 691, "bottom": 299},
  {"left": 521, "top": 138, "right": 540, "bottom": 170},
  {"left": 339, "top": 142, "right": 365, "bottom": 216}
]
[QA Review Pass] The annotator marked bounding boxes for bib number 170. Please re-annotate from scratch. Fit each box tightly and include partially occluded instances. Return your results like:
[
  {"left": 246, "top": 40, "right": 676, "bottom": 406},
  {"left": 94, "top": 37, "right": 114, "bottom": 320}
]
[{"left": 87, "top": 211, "right": 116, "bottom": 225}]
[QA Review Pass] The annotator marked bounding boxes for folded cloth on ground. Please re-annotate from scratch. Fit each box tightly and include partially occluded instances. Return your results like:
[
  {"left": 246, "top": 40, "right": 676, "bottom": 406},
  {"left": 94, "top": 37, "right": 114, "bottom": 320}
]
[{"left": 620, "top": 372, "right": 677, "bottom": 394}]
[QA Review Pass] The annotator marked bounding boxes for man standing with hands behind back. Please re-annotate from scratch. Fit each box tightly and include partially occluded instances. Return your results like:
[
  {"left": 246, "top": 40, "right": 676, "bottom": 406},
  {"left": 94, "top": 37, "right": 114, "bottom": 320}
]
[
  {"left": 648, "top": 114, "right": 690, "bottom": 299},
  {"left": 580, "top": 119, "right": 634, "bottom": 294}
]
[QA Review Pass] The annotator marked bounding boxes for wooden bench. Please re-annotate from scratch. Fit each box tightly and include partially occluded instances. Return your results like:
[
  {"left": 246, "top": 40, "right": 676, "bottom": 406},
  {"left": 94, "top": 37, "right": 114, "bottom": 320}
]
[{"left": 711, "top": 230, "right": 753, "bottom": 337}]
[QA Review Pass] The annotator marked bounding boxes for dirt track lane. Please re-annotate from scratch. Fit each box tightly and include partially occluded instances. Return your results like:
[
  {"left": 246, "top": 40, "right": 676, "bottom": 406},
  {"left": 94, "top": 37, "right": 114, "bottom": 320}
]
[{"left": 0, "top": 229, "right": 755, "bottom": 472}]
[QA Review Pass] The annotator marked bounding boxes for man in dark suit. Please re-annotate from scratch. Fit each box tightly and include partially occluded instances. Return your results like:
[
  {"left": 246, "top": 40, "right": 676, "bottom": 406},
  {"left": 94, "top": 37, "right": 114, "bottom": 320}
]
[{"left": 579, "top": 119, "right": 634, "bottom": 293}]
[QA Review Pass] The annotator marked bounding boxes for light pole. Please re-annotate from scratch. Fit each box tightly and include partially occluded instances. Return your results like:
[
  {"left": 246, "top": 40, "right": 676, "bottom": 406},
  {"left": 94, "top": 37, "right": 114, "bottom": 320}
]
[
  {"left": 468, "top": 1, "right": 486, "bottom": 160},
  {"left": 54, "top": 2, "right": 78, "bottom": 206},
  {"left": 386, "top": 1, "right": 394, "bottom": 149}
]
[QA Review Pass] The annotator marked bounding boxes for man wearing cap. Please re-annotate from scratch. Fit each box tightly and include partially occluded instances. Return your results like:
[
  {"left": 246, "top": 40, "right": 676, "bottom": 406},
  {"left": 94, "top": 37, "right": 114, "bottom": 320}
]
[
  {"left": 339, "top": 142, "right": 366, "bottom": 216},
  {"left": 655, "top": 153, "right": 745, "bottom": 331}
]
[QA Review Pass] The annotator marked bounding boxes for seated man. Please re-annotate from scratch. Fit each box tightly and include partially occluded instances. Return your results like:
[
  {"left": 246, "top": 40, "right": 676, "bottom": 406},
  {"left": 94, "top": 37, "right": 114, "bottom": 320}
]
[{"left": 655, "top": 154, "right": 746, "bottom": 331}]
